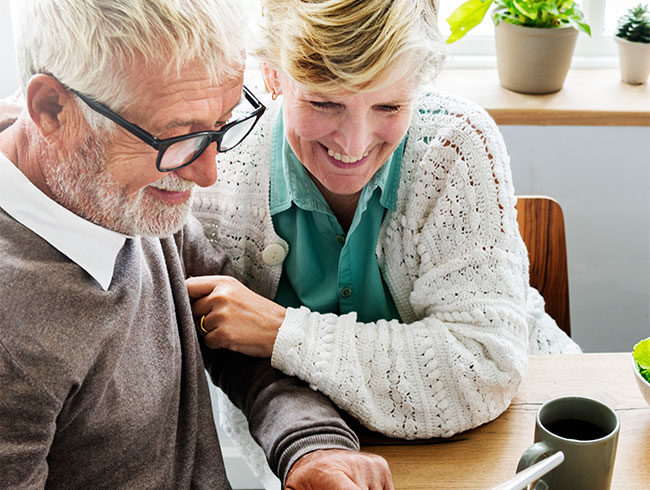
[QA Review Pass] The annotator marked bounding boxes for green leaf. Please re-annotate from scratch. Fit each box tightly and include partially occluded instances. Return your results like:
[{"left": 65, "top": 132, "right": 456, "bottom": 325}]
[
  {"left": 537, "top": 4, "right": 557, "bottom": 27},
  {"left": 513, "top": 0, "right": 537, "bottom": 20},
  {"left": 567, "top": 16, "right": 592, "bottom": 36},
  {"left": 446, "top": 0, "right": 494, "bottom": 44},
  {"left": 633, "top": 337, "right": 650, "bottom": 369},
  {"left": 545, "top": 3, "right": 560, "bottom": 17}
]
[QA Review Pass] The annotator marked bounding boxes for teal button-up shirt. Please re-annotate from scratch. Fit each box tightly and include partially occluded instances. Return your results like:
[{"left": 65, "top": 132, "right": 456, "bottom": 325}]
[{"left": 270, "top": 111, "right": 404, "bottom": 323}]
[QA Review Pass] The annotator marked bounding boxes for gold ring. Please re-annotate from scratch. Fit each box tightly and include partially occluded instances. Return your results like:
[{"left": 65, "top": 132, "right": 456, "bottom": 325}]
[{"left": 199, "top": 315, "right": 208, "bottom": 335}]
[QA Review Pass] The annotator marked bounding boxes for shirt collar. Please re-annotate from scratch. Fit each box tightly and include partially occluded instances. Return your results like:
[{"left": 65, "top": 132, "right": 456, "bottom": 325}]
[
  {"left": 270, "top": 109, "right": 405, "bottom": 216},
  {"left": 0, "top": 152, "right": 127, "bottom": 290}
]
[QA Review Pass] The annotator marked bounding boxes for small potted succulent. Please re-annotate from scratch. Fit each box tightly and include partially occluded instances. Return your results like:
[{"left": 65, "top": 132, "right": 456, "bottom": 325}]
[
  {"left": 615, "top": 3, "right": 650, "bottom": 85},
  {"left": 447, "top": 0, "right": 591, "bottom": 94}
]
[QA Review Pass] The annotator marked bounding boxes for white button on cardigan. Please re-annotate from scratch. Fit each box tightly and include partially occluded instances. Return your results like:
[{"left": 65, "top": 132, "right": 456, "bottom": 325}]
[{"left": 262, "top": 243, "right": 287, "bottom": 266}]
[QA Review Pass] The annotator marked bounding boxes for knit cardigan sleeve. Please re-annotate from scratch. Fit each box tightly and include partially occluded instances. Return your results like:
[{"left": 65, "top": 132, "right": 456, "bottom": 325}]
[{"left": 271, "top": 92, "right": 530, "bottom": 439}]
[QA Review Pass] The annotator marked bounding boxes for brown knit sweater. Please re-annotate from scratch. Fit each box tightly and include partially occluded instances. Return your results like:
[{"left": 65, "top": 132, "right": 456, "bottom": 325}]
[{"left": 0, "top": 211, "right": 358, "bottom": 489}]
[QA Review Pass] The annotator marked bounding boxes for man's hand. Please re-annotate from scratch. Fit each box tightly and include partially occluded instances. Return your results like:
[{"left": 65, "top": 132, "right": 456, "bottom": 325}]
[
  {"left": 186, "top": 275, "right": 286, "bottom": 358},
  {"left": 285, "top": 449, "right": 394, "bottom": 490}
]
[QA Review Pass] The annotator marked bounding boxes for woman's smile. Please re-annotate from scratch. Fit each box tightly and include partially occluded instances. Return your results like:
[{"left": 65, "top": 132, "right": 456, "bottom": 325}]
[{"left": 321, "top": 143, "right": 371, "bottom": 169}]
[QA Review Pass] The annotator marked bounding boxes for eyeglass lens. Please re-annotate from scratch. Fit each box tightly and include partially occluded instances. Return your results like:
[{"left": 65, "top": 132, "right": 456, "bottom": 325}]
[
  {"left": 159, "top": 135, "right": 211, "bottom": 170},
  {"left": 158, "top": 91, "right": 262, "bottom": 171},
  {"left": 220, "top": 116, "right": 257, "bottom": 151},
  {"left": 158, "top": 115, "right": 259, "bottom": 170}
]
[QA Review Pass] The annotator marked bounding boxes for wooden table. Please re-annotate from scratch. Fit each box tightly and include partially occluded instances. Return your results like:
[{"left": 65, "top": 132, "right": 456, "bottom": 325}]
[{"left": 361, "top": 354, "right": 650, "bottom": 489}]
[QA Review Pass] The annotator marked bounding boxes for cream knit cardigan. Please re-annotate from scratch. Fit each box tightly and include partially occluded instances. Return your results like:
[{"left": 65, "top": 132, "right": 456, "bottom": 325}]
[{"left": 193, "top": 91, "right": 580, "bottom": 486}]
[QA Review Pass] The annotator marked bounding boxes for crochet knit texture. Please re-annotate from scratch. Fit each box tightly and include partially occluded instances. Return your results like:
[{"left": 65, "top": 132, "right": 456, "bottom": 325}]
[{"left": 193, "top": 91, "right": 581, "bottom": 487}]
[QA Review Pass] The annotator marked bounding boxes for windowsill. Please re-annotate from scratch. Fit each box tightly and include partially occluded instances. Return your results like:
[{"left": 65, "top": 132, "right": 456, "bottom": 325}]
[{"left": 427, "top": 68, "right": 650, "bottom": 126}]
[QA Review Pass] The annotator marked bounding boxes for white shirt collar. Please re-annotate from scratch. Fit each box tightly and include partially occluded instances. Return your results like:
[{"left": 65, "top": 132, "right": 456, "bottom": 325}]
[{"left": 0, "top": 152, "right": 127, "bottom": 290}]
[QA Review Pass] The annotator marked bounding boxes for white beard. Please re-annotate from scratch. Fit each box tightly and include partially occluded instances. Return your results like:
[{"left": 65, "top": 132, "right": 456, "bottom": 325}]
[{"left": 43, "top": 132, "right": 194, "bottom": 237}]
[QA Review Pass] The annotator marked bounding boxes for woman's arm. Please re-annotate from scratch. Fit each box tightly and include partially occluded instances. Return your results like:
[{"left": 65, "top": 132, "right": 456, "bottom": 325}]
[{"left": 268, "top": 97, "right": 530, "bottom": 439}]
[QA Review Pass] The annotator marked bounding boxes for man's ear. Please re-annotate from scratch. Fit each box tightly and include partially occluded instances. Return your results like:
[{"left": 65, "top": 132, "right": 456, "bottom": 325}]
[
  {"left": 261, "top": 63, "right": 281, "bottom": 98},
  {"left": 25, "top": 74, "right": 81, "bottom": 146}
]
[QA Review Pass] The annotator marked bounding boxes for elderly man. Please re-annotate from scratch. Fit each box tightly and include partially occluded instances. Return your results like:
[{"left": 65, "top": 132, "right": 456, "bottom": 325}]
[{"left": 0, "top": 1, "right": 393, "bottom": 489}]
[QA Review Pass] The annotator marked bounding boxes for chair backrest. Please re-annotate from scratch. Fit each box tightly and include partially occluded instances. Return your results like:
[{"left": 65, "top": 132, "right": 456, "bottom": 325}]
[{"left": 515, "top": 196, "right": 571, "bottom": 336}]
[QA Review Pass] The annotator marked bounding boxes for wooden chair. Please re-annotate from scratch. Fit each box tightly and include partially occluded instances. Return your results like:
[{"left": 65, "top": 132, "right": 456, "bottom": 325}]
[{"left": 515, "top": 196, "right": 571, "bottom": 336}]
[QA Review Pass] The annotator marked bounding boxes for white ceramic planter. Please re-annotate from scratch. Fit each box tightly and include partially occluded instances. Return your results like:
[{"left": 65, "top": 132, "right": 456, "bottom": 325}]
[
  {"left": 495, "top": 22, "right": 578, "bottom": 94},
  {"left": 615, "top": 36, "right": 650, "bottom": 85}
]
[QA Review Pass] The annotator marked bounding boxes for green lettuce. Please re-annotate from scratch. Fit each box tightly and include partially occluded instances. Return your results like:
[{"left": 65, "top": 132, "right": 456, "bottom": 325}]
[{"left": 633, "top": 337, "right": 650, "bottom": 383}]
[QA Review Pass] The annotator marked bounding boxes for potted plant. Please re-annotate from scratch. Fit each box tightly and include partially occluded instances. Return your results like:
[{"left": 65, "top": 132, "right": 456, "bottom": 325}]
[
  {"left": 615, "top": 3, "right": 650, "bottom": 85},
  {"left": 447, "top": 0, "right": 591, "bottom": 94}
]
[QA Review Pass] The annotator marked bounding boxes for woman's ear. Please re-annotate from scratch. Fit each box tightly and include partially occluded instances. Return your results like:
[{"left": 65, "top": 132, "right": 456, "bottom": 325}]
[
  {"left": 261, "top": 63, "right": 281, "bottom": 100},
  {"left": 25, "top": 74, "right": 81, "bottom": 146}
]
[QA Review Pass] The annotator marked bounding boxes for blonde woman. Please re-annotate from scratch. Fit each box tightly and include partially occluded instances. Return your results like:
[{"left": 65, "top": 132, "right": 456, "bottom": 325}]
[{"left": 188, "top": 0, "right": 581, "bottom": 486}]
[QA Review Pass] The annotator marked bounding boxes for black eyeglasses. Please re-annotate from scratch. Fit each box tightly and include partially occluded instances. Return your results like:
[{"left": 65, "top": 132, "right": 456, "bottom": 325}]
[{"left": 72, "top": 85, "right": 265, "bottom": 172}]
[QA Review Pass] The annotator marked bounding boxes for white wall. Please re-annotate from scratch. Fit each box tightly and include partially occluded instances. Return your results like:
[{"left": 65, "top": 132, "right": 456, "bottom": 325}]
[
  {"left": 0, "top": 5, "right": 17, "bottom": 97},
  {"left": 503, "top": 125, "right": 650, "bottom": 352}
]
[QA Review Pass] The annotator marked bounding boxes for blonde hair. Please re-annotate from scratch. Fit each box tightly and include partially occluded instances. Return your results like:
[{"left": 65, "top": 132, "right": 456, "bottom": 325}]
[
  {"left": 256, "top": 0, "right": 445, "bottom": 93},
  {"left": 10, "top": 0, "right": 247, "bottom": 111}
]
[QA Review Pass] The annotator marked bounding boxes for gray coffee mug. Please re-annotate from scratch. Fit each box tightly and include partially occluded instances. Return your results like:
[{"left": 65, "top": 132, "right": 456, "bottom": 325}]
[{"left": 517, "top": 396, "right": 620, "bottom": 490}]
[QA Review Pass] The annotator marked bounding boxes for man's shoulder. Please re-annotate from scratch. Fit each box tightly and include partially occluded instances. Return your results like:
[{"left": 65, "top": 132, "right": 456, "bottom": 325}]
[
  {"left": 0, "top": 209, "right": 71, "bottom": 284},
  {"left": 0, "top": 211, "right": 137, "bottom": 395}
]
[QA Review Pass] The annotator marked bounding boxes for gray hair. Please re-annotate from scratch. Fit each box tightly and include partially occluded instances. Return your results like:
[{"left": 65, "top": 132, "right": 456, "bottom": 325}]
[{"left": 10, "top": 0, "right": 247, "bottom": 114}]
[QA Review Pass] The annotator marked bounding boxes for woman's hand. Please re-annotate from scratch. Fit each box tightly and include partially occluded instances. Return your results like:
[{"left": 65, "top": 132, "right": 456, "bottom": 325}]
[{"left": 186, "top": 275, "right": 286, "bottom": 358}]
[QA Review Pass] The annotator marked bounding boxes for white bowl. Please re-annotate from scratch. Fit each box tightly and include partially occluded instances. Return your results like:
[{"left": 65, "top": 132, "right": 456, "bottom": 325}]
[{"left": 632, "top": 358, "right": 650, "bottom": 406}]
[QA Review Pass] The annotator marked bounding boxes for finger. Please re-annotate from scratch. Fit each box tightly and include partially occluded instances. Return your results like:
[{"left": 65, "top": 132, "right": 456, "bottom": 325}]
[
  {"left": 189, "top": 295, "right": 215, "bottom": 319},
  {"left": 375, "top": 457, "right": 394, "bottom": 490},
  {"left": 198, "top": 314, "right": 213, "bottom": 336},
  {"left": 185, "top": 275, "right": 223, "bottom": 299},
  {"left": 203, "top": 324, "right": 233, "bottom": 351}
]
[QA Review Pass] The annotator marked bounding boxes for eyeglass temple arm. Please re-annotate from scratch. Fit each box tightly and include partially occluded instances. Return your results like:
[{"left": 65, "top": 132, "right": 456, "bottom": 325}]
[
  {"left": 72, "top": 90, "right": 160, "bottom": 146},
  {"left": 243, "top": 85, "right": 264, "bottom": 110}
]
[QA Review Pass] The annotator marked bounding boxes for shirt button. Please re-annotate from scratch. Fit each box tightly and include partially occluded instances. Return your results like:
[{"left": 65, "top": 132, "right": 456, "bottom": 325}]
[
  {"left": 336, "top": 235, "right": 346, "bottom": 245},
  {"left": 340, "top": 287, "right": 352, "bottom": 298},
  {"left": 262, "top": 243, "right": 287, "bottom": 266}
]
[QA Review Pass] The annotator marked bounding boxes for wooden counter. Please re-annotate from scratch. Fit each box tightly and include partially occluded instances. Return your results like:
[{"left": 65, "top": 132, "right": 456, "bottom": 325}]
[{"left": 430, "top": 69, "right": 650, "bottom": 126}]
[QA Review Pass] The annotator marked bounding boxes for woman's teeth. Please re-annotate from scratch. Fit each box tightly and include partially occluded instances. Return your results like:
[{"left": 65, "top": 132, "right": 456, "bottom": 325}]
[{"left": 327, "top": 148, "right": 369, "bottom": 163}]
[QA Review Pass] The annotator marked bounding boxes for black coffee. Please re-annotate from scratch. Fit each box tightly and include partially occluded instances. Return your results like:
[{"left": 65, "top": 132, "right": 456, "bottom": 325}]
[{"left": 545, "top": 418, "right": 609, "bottom": 440}]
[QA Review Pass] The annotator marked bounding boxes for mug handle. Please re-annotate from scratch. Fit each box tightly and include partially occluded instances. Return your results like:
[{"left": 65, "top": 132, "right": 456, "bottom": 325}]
[
  {"left": 517, "top": 442, "right": 562, "bottom": 489},
  {"left": 491, "top": 451, "right": 563, "bottom": 490}
]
